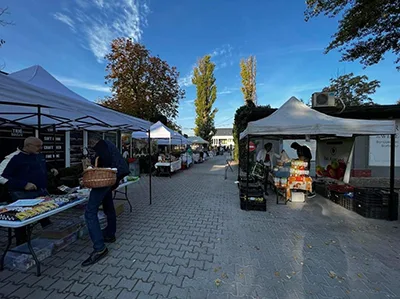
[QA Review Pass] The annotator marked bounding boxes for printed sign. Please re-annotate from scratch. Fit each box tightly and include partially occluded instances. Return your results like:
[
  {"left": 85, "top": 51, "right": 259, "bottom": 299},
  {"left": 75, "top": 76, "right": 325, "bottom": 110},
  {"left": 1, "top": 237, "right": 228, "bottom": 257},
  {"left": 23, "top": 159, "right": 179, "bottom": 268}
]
[
  {"left": 11, "top": 128, "right": 23, "bottom": 137},
  {"left": 249, "top": 141, "right": 256, "bottom": 152},
  {"left": 369, "top": 120, "right": 399, "bottom": 166},
  {"left": 316, "top": 138, "right": 354, "bottom": 181}
]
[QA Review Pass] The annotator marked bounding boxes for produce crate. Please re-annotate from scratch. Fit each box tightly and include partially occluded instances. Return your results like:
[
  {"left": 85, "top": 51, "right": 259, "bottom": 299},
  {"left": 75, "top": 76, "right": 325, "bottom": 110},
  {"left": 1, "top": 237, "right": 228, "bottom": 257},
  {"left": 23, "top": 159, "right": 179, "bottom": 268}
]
[
  {"left": 239, "top": 194, "right": 266, "bottom": 211},
  {"left": 4, "top": 239, "right": 54, "bottom": 271},
  {"left": 329, "top": 190, "right": 343, "bottom": 205},
  {"left": 354, "top": 188, "right": 389, "bottom": 205},
  {"left": 342, "top": 195, "right": 355, "bottom": 211},
  {"left": 314, "top": 182, "right": 329, "bottom": 198},
  {"left": 354, "top": 199, "right": 389, "bottom": 219},
  {"left": 51, "top": 231, "right": 78, "bottom": 252}
]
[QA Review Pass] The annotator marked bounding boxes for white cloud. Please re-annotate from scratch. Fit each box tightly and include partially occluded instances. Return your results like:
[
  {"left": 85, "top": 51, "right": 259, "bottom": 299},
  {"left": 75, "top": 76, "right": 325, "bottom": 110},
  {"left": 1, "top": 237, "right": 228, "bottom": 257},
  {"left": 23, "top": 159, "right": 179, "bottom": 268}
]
[
  {"left": 53, "top": 0, "right": 150, "bottom": 63},
  {"left": 56, "top": 75, "right": 111, "bottom": 93},
  {"left": 218, "top": 87, "right": 239, "bottom": 95},
  {"left": 211, "top": 44, "right": 233, "bottom": 58},
  {"left": 52, "top": 13, "right": 75, "bottom": 31},
  {"left": 179, "top": 70, "right": 194, "bottom": 87}
]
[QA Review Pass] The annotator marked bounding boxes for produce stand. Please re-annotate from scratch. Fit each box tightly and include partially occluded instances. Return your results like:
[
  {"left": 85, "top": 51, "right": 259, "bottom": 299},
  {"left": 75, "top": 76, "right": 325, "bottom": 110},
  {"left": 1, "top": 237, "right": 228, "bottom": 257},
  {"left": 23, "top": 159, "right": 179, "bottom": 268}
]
[
  {"left": 239, "top": 97, "right": 397, "bottom": 220},
  {"left": 0, "top": 196, "right": 88, "bottom": 276},
  {"left": 155, "top": 159, "right": 182, "bottom": 177}
]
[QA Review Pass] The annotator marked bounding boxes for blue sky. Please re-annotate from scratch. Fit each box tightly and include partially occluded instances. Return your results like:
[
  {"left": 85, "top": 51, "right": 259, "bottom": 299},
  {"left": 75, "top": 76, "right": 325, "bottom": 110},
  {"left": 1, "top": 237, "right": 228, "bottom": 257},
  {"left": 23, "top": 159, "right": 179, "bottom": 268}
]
[{"left": 1, "top": 0, "right": 400, "bottom": 135}]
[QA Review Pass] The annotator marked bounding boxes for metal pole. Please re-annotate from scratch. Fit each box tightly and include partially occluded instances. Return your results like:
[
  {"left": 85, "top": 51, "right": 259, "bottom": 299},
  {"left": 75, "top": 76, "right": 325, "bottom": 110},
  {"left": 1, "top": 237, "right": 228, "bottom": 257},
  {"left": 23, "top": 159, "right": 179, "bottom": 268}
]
[
  {"left": 389, "top": 134, "right": 397, "bottom": 220},
  {"left": 148, "top": 130, "right": 152, "bottom": 205},
  {"left": 53, "top": 124, "right": 57, "bottom": 165},
  {"left": 37, "top": 106, "right": 41, "bottom": 139},
  {"left": 246, "top": 135, "right": 250, "bottom": 211}
]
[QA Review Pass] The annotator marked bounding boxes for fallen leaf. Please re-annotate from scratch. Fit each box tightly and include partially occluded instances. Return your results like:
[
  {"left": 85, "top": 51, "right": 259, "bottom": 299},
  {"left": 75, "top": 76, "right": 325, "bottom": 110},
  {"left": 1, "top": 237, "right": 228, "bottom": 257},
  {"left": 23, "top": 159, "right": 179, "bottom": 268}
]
[
  {"left": 221, "top": 272, "right": 228, "bottom": 279},
  {"left": 239, "top": 273, "right": 245, "bottom": 279},
  {"left": 286, "top": 275, "right": 291, "bottom": 279},
  {"left": 357, "top": 273, "right": 363, "bottom": 278},
  {"left": 307, "top": 244, "right": 313, "bottom": 249},
  {"left": 346, "top": 290, "right": 351, "bottom": 294},
  {"left": 274, "top": 271, "right": 280, "bottom": 277},
  {"left": 328, "top": 271, "right": 336, "bottom": 279},
  {"left": 325, "top": 242, "right": 330, "bottom": 245},
  {"left": 214, "top": 279, "right": 221, "bottom": 287},
  {"left": 213, "top": 267, "right": 221, "bottom": 273}
]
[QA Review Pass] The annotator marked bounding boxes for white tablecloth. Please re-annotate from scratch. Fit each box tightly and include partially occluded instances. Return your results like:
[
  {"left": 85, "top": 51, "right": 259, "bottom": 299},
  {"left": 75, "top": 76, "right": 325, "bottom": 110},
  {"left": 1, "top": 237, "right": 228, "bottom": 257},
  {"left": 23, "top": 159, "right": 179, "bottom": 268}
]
[{"left": 155, "top": 159, "right": 182, "bottom": 172}]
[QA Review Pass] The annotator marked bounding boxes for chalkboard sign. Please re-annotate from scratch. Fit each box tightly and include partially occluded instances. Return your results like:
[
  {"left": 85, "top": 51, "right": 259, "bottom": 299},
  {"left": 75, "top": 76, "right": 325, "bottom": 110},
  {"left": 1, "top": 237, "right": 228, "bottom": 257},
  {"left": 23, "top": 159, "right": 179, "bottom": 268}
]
[
  {"left": 0, "top": 127, "right": 35, "bottom": 160},
  {"left": 70, "top": 130, "right": 84, "bottom": 166},
  {"left": 40, "top": 127, "right": 65, "bottom": 168}
]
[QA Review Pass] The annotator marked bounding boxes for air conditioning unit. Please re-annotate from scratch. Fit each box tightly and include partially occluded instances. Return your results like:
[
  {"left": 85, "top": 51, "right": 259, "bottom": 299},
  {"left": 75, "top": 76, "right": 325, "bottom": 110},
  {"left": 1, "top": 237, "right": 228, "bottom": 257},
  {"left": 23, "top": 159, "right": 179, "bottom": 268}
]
[{"left": 312, "top": 92, "right": 336, "bottom": 107}]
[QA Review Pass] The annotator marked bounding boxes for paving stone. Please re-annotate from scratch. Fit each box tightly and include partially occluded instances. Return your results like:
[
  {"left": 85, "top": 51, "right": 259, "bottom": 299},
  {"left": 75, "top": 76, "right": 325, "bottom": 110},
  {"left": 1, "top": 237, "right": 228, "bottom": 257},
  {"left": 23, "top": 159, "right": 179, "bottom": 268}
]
[
  {"left": 47, "top": 278, "right": 73, "bottom": 292},
  {"left": 116, "top": 289, "right": 140, "bottom": 299},
  {"left": 84, "top": 272, "right": 106, "bottom": 285},
  {"left": 8, "top": 285, "right": 36, "bottom": 299},
  {"left": 28, "top": 288, "right": 53, "bottom": 299},
  {"left": 146, "top": 262, "right": 163, "bottom": 273},
  {"left": 117, "top": 267, "right": 137, "bottom": 278},
  {"left": 66, "top": 281, "right": 89, "bottom": 295},
  {"left": 80, "top": 283, "right": 106, "bottom": 297},
  {"left": 184, "top": 251, "right": 199, "bottom": 260},
  {"left": 33, "top": 276, "right": 58, "bottom": 289},
  {"left": 98, "top": 286, "right": 123, "bottom": 299},
  {"left": 5, "top": 272, "right": 31, "bottom": 284},
  {"left": 71, "top": 270, "right": 91, "bottom": 282},
  {"left": 54, "top": 268, "right": 77, "bottom": 280},
  {"left": 102, "top": 265, "right": 122, "bottom": 276},
  {"left": 162, "top": 264, "right": 179, "bottom": 275},
  {"left": 168, "top": 285, "right": 188, "bottom": 298},
  {"left": 165, "top": 274, "right": 184, "bottom": 287},
  {"left": 99, "top": 275, "right": 122, "bottom": 288},
  {"left": 189, "top": 259, "right": 205, "bottom": 270},
  {"left": 170, "top": 250, "right": 185, "bottom": 258},
  {"left": 149, "top": 282, "right": 171, "bottom": 297},
  {"left": 133, "top": 269, "right": 151, "bottom": 281},
  {"left": 167, "top": 244, "right": 181, "bottom": 251},
  {"left": 132, "top": 252, "right": 148, "bottom": 261},
  {"left": 177, "top": 266, "right": 195, "bottom": 278},
  {"left": 116, "top": 277, "right": 139, "bottom": 290},
  {"left": 21, "top": 274, "right": 44, "bottom": 287},
  {"left": 148, "top": 272, "right": 167, "bottom": 284},
  {"left": 132, "top": 280, "right": 154, "bottom": 294},
  {"left": 173, "top": 257, "right": 189, "bottom": 267},
  {"left": 145, "top": 254, "right": 161, "bottom": 263},
  {"left": 131, "top": 261, "right": 150, "bottom": 271}
]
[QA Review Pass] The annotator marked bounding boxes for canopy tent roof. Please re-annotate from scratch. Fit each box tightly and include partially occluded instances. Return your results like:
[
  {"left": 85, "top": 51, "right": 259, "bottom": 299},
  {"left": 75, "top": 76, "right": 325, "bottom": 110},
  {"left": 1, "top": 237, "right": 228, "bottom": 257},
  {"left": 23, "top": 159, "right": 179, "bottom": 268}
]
[
  {"left": 240, "top": 97, "right": 397, "bottom": 139},
  {"left": 188, "top": 136, "right": 209, "bottom": 144},
  {"left": 132, "top": 121, "right": 191, "bottom": 145},
  {"left": 0, "top": 65, "right": 151, "bottom": 131}
]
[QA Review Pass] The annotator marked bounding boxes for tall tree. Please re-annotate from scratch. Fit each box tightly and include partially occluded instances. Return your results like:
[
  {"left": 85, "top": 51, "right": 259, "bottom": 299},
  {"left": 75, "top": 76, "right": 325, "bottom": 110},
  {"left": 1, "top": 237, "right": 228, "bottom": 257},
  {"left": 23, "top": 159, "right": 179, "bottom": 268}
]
[
  {"left": 305, "top": 0, "right": 400, "bottom": 70},
  {"left": 100, "top": 38, "right": 185, "bottom": 125},
  {"left": 322, "top": 72, "right": 380, "bottom": 106},
  {"left": 240, "top": 56, "right": 257, "bottom": 105},
  {"left": 192, "top": 55, "right": 218, "bottom": 142}
]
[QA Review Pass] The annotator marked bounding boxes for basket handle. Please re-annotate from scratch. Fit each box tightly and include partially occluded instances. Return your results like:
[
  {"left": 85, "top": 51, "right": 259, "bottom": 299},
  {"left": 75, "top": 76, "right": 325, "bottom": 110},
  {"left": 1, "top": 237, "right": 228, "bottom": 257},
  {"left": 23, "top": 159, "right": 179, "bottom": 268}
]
[{"left": 95, "top": 157, "right": 99, "bottom": 167}]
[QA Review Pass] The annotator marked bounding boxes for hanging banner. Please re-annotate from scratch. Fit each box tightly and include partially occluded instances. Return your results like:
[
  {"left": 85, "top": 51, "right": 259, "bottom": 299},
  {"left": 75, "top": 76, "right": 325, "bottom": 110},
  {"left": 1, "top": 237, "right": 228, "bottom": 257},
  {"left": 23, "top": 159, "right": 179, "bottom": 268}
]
[
  {"left": 368, "top": 120, "right": 399, "bottom": 166},
  {"left": 316, "top": 138, "right": 354, "bottom": 181}
]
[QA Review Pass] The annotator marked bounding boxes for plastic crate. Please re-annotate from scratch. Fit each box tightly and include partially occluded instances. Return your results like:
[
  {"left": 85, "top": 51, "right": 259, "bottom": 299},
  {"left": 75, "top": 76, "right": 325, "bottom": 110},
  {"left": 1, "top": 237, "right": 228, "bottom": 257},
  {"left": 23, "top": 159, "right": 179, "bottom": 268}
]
[
  {"left": 239, "top": 194, "right": 266, "bottom": 211},
  {"left": 315, "top": 182, "right": 329, "bottom": 198},
  {"left": 354, "top": 188, "right": 389, "bottom": 206},
  {"left": 343, "top": 196, "right": 354, "bottom": 211},
  {"left": 4, "top": 239, "right": 54, "bottom": 271},
  {"left": 51, "top": 231, "right": 78, "bottom": 252},
  {"left": 354, "top": 199, "right": 389, "bottom": 219},
  {"left": 330, "top": 190, "right": 343, "bottom": 204}
]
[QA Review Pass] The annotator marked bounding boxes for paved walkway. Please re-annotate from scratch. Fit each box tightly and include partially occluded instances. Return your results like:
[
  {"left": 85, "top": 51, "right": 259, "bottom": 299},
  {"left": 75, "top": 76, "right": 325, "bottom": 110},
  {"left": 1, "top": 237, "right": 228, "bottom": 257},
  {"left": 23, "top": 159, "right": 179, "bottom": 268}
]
[{"left": 1, "top": 156, "right": 400, "bottom": 299}]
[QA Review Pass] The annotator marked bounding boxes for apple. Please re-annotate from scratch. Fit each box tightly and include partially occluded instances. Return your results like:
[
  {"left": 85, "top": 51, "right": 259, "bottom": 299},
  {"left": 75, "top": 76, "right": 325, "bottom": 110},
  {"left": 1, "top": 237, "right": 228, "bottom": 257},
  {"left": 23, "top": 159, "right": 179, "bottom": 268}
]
[
  {"left": 337, "top": 168, "right": 345, "bottom": 179},
  {"left": 328, "top": 168, "right": 336, "bottom": 178},
  {"left": 331, "top": 160, "right": 339, "bottom": 170}
]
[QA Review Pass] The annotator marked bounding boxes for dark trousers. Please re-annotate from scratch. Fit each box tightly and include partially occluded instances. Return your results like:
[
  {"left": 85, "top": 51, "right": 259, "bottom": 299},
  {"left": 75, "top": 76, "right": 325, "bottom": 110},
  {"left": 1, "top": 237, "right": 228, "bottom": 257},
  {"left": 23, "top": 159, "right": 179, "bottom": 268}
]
[
  {"left": 264, "top": 166, "right": 270, "bottom": 193},
  {"left": 85, "top": 186, "right": 116, "bottom": 252}
]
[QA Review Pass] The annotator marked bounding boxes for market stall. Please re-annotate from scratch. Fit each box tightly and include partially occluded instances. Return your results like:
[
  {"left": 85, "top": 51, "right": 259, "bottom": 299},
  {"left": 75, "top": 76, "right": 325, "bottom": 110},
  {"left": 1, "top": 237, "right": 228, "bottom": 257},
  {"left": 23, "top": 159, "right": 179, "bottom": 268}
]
[{"left": 239, "top": 97, "right": 397, "bottom": 219}]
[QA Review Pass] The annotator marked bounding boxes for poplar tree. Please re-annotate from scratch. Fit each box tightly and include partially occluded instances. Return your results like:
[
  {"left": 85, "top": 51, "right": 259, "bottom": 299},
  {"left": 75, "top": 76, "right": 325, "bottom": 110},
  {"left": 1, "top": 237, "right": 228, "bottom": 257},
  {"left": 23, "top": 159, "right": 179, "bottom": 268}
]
[
  {"left": 192, "top": 55, "right": 218, "bottom": 142},
  {"left": 240, "top": 56, "right": 257, "bottom": 105}
]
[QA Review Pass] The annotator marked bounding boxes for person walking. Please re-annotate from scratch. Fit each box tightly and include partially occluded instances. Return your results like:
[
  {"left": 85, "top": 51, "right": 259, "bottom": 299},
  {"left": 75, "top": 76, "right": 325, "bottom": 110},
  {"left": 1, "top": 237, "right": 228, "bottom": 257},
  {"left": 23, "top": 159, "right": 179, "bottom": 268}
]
[
  {"left": 256, "top": 143, "right": 281, "bottom": 195},
  {"left": 82, "top": 135, "right": 129, "bottom": 267}
]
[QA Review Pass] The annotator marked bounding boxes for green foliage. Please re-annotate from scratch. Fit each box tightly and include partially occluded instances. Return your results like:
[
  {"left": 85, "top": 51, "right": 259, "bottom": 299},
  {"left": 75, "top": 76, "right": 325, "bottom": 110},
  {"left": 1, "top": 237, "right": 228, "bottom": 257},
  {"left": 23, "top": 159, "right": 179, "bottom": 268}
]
[
  {"left": 233, "top": 104, "right": 274, "bottom": 167},
  {"left": 240, "top": 56, "right": 257, "bottom": 104},
  {"left": 192, "top": 55, "right": 218, "bottom": 143},
  {"left": 305, "top": 0, "right": 400, "bottom": 70},
  {"left": 322, "top": 72, "right": 380, "bottom": 106}
]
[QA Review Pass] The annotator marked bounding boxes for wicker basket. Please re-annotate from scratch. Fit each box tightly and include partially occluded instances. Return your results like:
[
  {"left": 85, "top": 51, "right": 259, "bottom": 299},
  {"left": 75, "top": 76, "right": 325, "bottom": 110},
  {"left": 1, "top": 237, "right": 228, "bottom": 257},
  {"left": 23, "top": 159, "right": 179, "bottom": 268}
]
[{"left": 82, "top": 157, "right": 117, "bottom": 189}]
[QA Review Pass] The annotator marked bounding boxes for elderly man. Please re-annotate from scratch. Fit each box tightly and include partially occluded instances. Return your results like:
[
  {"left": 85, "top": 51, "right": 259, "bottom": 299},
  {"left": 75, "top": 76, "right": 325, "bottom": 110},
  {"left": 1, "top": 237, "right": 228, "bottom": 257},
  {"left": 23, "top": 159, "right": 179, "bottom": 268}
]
[
  {"left": 0, "top": 137, "right": 58, "bottom": 244},
  {"left": 82, "top": 134, "right": 129, "bottom": 267}
]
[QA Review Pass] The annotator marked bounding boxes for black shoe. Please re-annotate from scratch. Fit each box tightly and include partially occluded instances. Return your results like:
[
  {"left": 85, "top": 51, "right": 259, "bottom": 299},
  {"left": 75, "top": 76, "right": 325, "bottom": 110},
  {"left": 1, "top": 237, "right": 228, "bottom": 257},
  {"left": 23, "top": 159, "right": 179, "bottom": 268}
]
[
  {"left": 308, "top": 192, "right": 316, "bottom": 199},
  {"left": 102, "top": 230, "right": 116, "bottom": 243},
  {"left": 81, "top": 248, "right": 109, "bottom": 267}
]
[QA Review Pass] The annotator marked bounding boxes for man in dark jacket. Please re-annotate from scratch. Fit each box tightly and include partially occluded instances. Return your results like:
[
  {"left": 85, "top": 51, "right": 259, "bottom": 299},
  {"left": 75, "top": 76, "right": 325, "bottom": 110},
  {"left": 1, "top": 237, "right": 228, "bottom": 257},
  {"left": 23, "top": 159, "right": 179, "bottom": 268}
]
[
  {"left": 0, "top": 137, "right": 58, "bottom": 244},
  {"left": 82, "top": 135, "right": 129, "bottom": 267}
]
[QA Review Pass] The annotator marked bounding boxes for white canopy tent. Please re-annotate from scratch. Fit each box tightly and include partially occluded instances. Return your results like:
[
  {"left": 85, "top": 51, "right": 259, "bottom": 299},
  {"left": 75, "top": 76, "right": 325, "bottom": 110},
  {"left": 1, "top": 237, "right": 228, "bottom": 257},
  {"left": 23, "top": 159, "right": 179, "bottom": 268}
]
[
  {"left": 1, "top": 65, "right": 151, "bottom": 131},
  {"left": 239, "top": 96, "right": 398, "bottom": 220},
  {"left": 188, "top": 136, "right": 209, "bottom": 144},
  {"left": 132, "top": 121, "right": 190, "bottom": 145},
  {"left": 240, "top": 97, "right": 396, "bottom": 139}
]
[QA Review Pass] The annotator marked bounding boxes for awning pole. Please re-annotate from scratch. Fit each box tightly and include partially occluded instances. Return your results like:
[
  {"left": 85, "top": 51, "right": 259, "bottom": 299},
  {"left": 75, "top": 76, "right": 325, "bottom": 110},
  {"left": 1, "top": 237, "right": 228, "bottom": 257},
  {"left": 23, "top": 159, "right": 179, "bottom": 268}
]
[
  {"left": 148, "top": 130, "right": 152, "bottom": 205},
  {"left": 246, "top": 135, "right": 250, "bottom": 211},
  {"left": 37, "top": 106, "right": 41, "bottom": 139},
  {"left": 389, "top": 134, "right": 397, "bottom": 220},
  {"left": 53, "top": 124, "right": 57, "bottom": 165}
]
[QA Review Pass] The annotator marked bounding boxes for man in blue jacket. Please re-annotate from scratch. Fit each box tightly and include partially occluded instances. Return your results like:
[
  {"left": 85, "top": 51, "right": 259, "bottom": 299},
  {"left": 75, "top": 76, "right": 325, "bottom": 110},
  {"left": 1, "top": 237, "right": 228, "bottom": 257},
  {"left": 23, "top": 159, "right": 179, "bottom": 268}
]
[
  {"left": 0, "top": 137, "right": 58, "bottom": 244},
  {"left": 82, "top": 135, "right": 129, "bottom": 267}
]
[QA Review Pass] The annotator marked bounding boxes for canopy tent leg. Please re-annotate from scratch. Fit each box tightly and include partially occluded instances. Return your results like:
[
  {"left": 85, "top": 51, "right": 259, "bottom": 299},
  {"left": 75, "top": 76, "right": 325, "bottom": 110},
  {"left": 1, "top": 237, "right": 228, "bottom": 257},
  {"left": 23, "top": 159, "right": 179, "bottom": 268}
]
[
  {"left": 37, "top": 106, "right": 41, "bottom": 139},
  {"left": 148, "top": 130, "right": 152, "bottom": 205},
  {"left": 53, "top": 124, "right": 57, "bottom": 165},
  {"left": 389, "top": 134, "right": 397, "bottom": 221}
]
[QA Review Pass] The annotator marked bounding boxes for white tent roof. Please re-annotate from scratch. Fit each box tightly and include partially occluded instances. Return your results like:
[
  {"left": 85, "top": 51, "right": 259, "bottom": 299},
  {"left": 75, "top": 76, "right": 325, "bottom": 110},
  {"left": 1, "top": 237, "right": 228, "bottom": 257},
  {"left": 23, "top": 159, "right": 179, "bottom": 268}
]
[
  {"left": 132, "top": 121, "right": 190, "bottom": 144},
  {"left": 188, "top": 136, "right": 209, "bottom": 144},
  {"left": 1, "top": 65, "right": 150, "bottom": 131},
  {"left": 240, "top": 97, "right": 396, "bottom": 139}
]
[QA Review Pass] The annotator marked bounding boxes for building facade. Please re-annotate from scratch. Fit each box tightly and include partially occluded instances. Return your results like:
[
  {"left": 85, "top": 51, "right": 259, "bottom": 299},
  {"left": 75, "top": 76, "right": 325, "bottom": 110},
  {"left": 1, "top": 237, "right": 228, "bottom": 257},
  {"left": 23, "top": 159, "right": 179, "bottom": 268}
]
[{"left": 211, "top": 128, "right": 234, "bottom": 148}]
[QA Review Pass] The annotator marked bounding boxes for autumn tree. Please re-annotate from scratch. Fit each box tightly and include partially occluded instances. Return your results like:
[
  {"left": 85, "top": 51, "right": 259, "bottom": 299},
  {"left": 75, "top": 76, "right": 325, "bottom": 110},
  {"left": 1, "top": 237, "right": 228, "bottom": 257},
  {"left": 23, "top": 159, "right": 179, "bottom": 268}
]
[
  {"left": 322, "top": 72, "right": 380, "bottom": 106},
  {"left": 240, "top": 56, "right": 257, "bottom": 105},
  {"left": 100, "top": 38, "right": 185, "bottom": 126},
  {"left": 192, "top": 55, "right": 218, "bottom": 142},
  {"left": 305, "top": 0, "right": 400, "bottom": 70}
]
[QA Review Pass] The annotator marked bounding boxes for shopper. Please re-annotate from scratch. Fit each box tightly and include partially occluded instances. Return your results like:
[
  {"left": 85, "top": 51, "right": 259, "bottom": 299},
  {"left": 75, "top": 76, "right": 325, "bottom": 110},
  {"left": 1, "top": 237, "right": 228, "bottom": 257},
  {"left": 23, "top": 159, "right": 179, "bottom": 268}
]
[
  {"left": 256, "top": 143, "right": 281, "bottom": 195},
  {"left": 82, "top": 135, "right": 129, "bottom": 267},
  {"left": 0, "top": 137, "right": 58, "bottom": 244},
  {"left": 290, "top": 142, "right": 316, "bottom": 198}
]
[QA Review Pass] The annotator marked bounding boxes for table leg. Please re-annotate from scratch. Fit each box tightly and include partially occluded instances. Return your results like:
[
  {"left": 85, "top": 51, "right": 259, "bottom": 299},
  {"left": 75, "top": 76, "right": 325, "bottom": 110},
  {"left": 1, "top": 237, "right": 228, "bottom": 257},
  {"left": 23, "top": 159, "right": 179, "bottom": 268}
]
[
  {"left": 26, "top": 224, "right": 41, "bottom": 276},
  {"left": 0, "top": 228, "right": 12, "bottom": 271},
  {"left": 125, "top": 186, "right": 133, "bottom": 213}
]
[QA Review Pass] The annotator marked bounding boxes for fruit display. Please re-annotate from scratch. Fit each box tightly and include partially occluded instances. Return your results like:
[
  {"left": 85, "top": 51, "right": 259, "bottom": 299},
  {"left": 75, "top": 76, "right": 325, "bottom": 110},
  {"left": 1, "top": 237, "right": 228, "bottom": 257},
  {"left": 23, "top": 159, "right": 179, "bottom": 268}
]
[{"left": 316, "top": 159, "right": 346, "bottom": 180}]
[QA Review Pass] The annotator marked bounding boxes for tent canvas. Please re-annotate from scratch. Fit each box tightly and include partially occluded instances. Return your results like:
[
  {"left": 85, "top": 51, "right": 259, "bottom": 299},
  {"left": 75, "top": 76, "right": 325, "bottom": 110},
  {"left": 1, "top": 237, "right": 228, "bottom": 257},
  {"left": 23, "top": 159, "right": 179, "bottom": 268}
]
[
  {"left": 240, "top": 97, "right": 396, "bottom": 139},
  {"left": 4, "top": 65, "right": 150, "bottom": 131},
  {"left": 188, "top": 136, "right": 209, "bottom": 144},
  {"left": 132, "top": 121, "right": 187, "bottom": 141}
]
